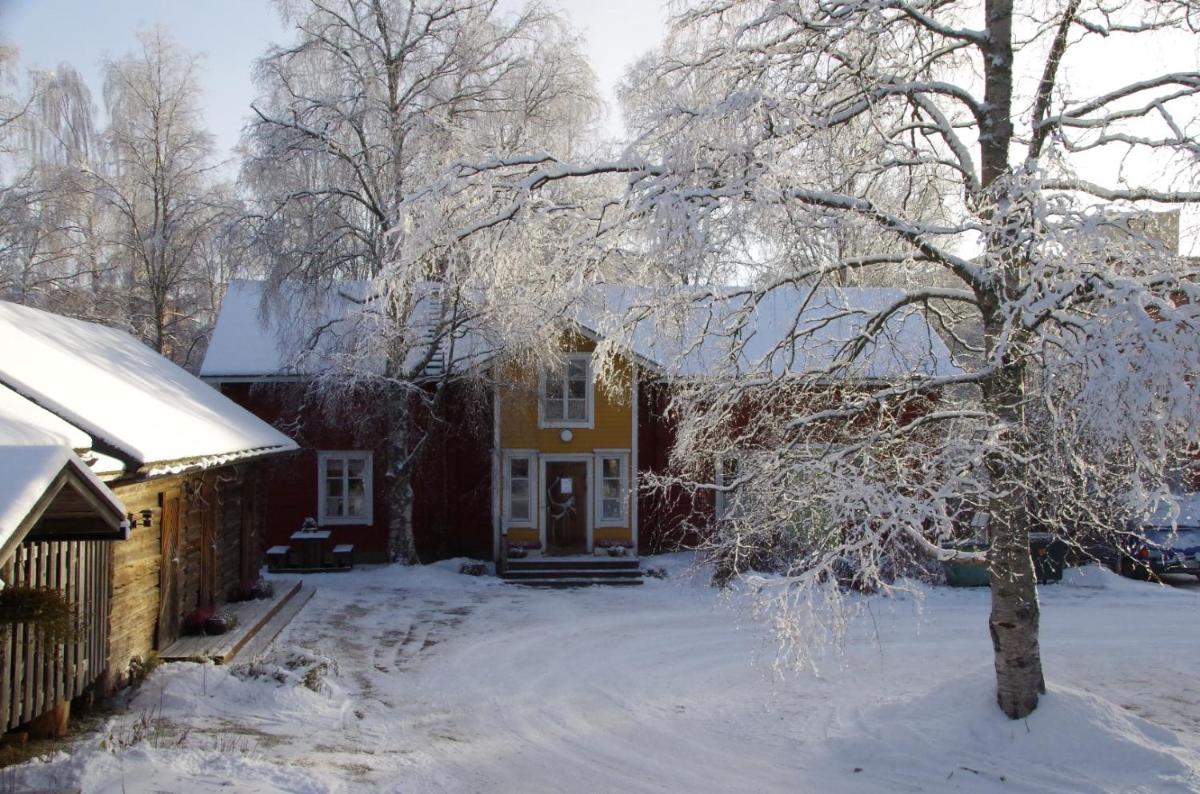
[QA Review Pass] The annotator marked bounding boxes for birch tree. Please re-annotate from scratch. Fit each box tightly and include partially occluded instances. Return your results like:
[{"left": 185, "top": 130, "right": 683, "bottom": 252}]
[
  {"left": 243, "top": 0, "right": 600, "bottom": 563},
  {"left": 96, "top": 27, "right": 227, "bottom": 360},
  {"left": 0, "top": 62, "right": 103, "bottom": 307},
  {"left": 399, "top": 0, "right": 1200, "bottom": 718}
]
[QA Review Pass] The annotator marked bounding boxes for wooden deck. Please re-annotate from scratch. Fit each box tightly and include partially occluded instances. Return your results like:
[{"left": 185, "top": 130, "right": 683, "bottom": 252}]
[{"left": 160, "top": 579, "right": 313, "bottom": 664}]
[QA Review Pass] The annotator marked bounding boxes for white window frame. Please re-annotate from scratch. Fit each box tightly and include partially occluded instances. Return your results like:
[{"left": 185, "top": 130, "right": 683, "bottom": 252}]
[
  {"left": 714, "top": 452, "right": 743, "bottom": 520},
  {"left": 503, "top": 450, "right": 538, "bottom": 528},
  {"left": 537, "top": 353, "right": 595, "bottom": 429},
  {"left": 317, "top": 450, "right": 373, "bottom": 526},
  {"left": 594, "top": 450, "right": 631, "bottom": 527}
]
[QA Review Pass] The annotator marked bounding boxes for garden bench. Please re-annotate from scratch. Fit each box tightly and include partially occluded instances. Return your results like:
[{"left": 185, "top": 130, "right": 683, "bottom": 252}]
[
  {"left": 331, "top": 543, "right": 355, "bottom": 569},
  {"left": 266, "top": 545, "right": 290, "bottom": 572}
]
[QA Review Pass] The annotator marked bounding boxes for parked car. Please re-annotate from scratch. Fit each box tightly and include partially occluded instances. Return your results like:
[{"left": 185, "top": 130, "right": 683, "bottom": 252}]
[{"left": 1116, "top": 493, "right": 1200, "bottom": 580}]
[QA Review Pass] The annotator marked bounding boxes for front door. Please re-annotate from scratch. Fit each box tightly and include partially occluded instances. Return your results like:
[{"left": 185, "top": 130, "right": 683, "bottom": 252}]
[{"left": 544, "top": 461, "right": 588, "bottom": 555}]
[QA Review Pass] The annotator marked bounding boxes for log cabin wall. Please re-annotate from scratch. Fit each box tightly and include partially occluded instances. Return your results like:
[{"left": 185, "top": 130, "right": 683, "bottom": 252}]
[
  {"left": 104, "top": 463, "right": 265, "bottom": 691},
  {"left": 106, "top": 478, "right": 164, "bottom": 689},
  {"left": 0, "top": 539, "right": 111, "bottom": 731}
]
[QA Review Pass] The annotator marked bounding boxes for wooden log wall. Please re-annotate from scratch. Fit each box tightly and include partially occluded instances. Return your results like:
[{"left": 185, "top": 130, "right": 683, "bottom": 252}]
[
  {"left": 0, "top": 539, "right": 110, "bottom": 731},
  {"left": 106, "top": 478, "right": 165, "bottom": 691},
  {"left": 105, "top": 463, "right": 264, "bottom": 691}
]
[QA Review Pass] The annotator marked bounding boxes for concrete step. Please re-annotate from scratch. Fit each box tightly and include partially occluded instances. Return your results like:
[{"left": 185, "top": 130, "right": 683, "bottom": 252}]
[
  {"left": 503, "top": 567, "right": 643, "bottom": 580},
  {"left": 508, "top": 577, "right": 644, "bottom": 588},
  {"left": 506, "top": 558, "right": 641, "bottom": 571},
  {"left": 502, "top": 556, "right": 644, "bottom": 587}
]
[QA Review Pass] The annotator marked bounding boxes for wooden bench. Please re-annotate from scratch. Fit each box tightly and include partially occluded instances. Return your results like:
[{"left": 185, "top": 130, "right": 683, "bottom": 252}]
[
  {"left": 331, "top": 544, "right": 355, "bottom": 569},
  {"left": 266, "top": 545, "right": 290, "bottom": 572}
]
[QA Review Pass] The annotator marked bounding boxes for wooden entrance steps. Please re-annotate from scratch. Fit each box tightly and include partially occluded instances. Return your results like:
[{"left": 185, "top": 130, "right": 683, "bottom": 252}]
[
  {"left": 160, "top": 579, "right": 314, "bottom": 664},
  {"left": 502, "top": 557, "right": 643, "bottom": 587}
]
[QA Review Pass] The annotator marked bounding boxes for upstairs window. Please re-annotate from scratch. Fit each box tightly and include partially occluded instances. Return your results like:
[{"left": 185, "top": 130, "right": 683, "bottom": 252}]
[
  {"left": 540, "top": 354, "right": 593, "bottom": 427},
  {"left": 318, "top": 451, "right": 373, "bottom": 525}
]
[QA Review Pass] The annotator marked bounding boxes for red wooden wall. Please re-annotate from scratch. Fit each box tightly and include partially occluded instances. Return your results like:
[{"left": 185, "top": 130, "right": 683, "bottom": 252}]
[{"left": 217, "top": 381, "right": 493, "bottom": 563}]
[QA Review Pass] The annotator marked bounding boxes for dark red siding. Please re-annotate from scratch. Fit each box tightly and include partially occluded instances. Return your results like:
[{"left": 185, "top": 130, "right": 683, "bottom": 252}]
[
  {"left": 637, "top": 380, "right": 710, "bottom": 553},
  {"left": 411, "top": 385, "right": 494, "bottom": 561},
  {"left": 219, "top": 383, "right": 390, "bottom": 561},
  {"left": 218, "top": 381, "right": 493, "bottom": 564}
]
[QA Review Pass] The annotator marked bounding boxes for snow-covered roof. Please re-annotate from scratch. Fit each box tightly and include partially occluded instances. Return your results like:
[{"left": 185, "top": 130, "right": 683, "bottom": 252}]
[
  {"left": 575, "top": 284, "right": 961, "bottom": 380},
  {"left": 0, "top": 383, "right": 91, "bottom": 450},
  {"left": 202, "top": 280, "right": 493, "bottom": 379},
  {"left": 0, "top": 408, "right": 126, "bottom": 555},
  {"left": 0, "top": 300, "right": 297, "bottom": 475},
  {"left": 202, "top": 279, "right": 959, "bottom": 382}
]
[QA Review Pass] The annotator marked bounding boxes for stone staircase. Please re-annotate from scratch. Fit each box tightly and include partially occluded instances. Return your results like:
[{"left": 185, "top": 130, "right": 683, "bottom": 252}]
[{"left": 502, "top": 556, "right": 643, "bottom": 587}]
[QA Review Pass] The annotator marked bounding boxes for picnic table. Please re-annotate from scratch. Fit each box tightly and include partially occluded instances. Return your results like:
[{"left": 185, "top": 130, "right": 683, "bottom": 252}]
[{"left": 290, "top": 528, "right": 331, "bottom": 569}]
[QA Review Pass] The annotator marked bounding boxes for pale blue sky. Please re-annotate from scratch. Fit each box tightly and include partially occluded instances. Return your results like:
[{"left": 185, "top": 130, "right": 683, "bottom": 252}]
[{"left": 0, "top": 0, "right": 668, "bottom": 166}]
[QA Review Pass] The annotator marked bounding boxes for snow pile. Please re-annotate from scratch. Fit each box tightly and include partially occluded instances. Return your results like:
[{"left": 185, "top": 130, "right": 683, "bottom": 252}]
[
  {"left": 1058, "top": 563, "right": 1200, "bottom": 599},
  {"left": 0, "top": 299, "right": 297, "bottom": 470},
  {"left": 16, "top": 658, "right": 352, "bottom": 794},
  {"left": 820, "top": 671, "right": 1198, "bottom": 793}
]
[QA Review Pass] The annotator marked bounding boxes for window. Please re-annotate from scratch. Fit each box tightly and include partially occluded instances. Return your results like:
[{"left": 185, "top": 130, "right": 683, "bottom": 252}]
[
  {"left": 540, "top": 354, "right": 593, "bottom": 427},
  {"left": 318, "top": 451, "right": 373, "bottom": 525},
  {"left": 595, "top": 452, "right": 629, "bottom": 526},
  {"left": 505, "top": 451, "right": 537, "bottom": 525},
  {"left": 715, "top": 454, "right": 741, "bottom": 519}
]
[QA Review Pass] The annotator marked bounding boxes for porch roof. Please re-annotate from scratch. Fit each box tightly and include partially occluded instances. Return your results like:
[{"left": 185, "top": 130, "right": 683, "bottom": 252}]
[{"left": 0, "top": 404, "right": 128, "bottom": 563}]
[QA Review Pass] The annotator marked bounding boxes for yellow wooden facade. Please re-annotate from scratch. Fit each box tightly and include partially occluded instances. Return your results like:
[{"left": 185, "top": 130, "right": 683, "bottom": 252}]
[{"left": 497, "top": 337, "right": 636, "bottom": 553}]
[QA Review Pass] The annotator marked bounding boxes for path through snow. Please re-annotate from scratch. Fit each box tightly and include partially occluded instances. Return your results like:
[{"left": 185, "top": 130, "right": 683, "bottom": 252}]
[{"left": 10, "top": 557, "right": 1200, "bottom": 793}]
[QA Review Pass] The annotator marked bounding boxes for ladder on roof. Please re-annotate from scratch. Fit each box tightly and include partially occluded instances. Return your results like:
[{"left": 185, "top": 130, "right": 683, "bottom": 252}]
[{"left": 422, "top": 288, "right": 446, "bottom": 378}]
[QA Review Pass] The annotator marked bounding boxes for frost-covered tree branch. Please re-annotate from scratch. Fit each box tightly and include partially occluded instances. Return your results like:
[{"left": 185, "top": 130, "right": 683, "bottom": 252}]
[{"left": 394, "top": 0, "right": 1200, "bottom": 720}]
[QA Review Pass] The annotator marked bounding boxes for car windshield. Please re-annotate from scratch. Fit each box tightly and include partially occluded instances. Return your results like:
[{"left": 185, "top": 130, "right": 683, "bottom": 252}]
[{"left": 1141, "top": 529, "right": 1200, "bottom": 552}]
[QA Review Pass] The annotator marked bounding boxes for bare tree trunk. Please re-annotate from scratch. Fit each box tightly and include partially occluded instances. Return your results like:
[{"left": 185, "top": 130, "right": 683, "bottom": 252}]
[
  {"left": 154, "top": 293, "right": 167, "bottom": 355},
  {"left": 386, "top": 384, "right": 419, "bottom": 564},
  {"left": 975, "top": 0, "right": 1046, "bottom": 720},
  {"left": 987, "top": 495, "right": 1044, "bottom": 719},
  {"left": 981, "top": 311, "right": 1045, "bottom": 719}
]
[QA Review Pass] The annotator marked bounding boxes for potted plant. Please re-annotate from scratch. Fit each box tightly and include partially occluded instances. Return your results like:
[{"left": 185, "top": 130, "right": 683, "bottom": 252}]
[
  {"left": 506, "top": 541, "right": 540, "bottom": 559},
  {"left": 204, "top": 610, "right": 239, "bottom": 636},
  {"left": 595, "top": 540, "right": 632, "bottom": 557}
]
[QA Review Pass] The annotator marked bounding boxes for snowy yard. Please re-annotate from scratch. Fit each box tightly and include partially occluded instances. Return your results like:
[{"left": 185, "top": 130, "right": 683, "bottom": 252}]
[{"left": 10, "top": 558, "right": 1200, "bottom": 793}]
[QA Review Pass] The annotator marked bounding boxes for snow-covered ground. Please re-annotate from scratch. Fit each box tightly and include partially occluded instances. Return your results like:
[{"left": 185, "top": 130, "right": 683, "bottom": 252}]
[{"left": 11, "top": 557, "right": 1200, "bottom": 793}]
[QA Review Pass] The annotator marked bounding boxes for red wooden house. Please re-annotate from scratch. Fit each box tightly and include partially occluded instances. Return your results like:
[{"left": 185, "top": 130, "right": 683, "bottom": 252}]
[{"left": 201, "top": 281, "right": 958, "bottom": 576}]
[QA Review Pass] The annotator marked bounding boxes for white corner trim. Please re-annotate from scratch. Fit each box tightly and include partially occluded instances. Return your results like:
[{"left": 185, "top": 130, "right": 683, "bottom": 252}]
[
  {"left": 631, "top": 365, "right": 639, "bottom": 552},
  {"left": 492, "top": 381, "right": 502, "bottom": 561}
]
